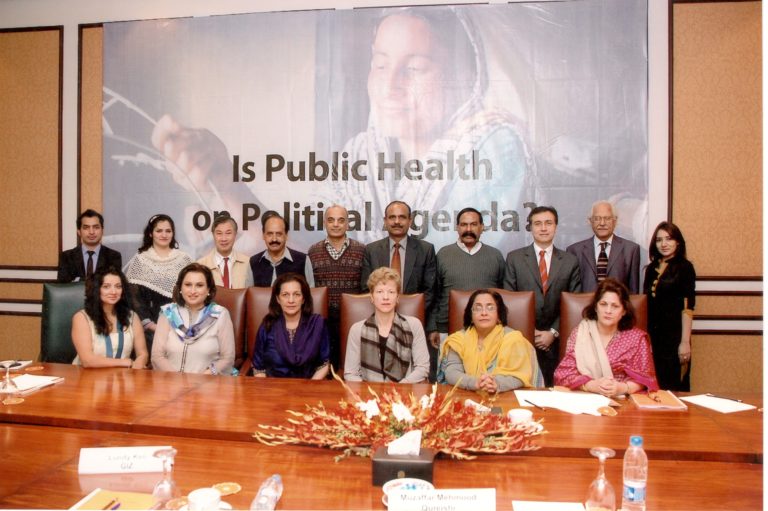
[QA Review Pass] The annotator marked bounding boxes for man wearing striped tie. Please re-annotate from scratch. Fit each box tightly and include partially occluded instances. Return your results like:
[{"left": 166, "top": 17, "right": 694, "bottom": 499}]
[
  {"left": 566, "top": 201, "right": 640, "bottom": 294},
  {"left": 503, "top": 206, "right": 581, "bottom": 386}
]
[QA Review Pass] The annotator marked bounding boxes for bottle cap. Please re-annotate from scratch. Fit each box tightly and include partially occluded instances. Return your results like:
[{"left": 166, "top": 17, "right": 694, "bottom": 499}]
[{"left": 630, "top": 435, "right": 643, "bottom": 446}]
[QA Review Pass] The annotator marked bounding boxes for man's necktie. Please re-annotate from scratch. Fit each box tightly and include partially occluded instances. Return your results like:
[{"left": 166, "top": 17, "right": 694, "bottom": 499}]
[
  {"left": 538, "top": 250, "right": 548, "bottom": 294},
  {"left": 222, "top": 257, "right": 230, "bottom": 288},
  {"left": 391, "top": 243, "right": 401, "bottom": 276},
  {"left": 597, "top": 242, "right": 608, "bottom": 282},
  {"left": 86, "top": 251, "right": 95, "bottom": 279}
]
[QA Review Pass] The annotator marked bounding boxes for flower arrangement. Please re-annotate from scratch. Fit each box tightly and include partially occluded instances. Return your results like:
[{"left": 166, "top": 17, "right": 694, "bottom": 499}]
[{"left": 253, "top": 372, "right": 544, "bottom": 461}]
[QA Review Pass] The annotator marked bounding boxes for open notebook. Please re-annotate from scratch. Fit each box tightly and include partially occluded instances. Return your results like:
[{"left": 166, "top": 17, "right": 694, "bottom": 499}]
[{"left": 630, "top": 390, "right": 688, "bottom": 411}]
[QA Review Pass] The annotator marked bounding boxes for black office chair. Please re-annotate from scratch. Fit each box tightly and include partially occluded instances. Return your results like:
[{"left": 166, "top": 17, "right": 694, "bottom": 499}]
[{"left": 40, "top": 281, "right": 86, "bottom": 363}]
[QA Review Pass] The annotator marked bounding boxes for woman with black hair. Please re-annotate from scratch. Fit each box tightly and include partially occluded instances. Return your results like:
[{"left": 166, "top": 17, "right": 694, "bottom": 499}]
[
  {"left": 152, "top": 263, "right": 235, "bottom": 374},
  {"left": 643, "top": 221, "right": 696, "bottom": 391},
  {"left": 71, "top": 267, "right": 148, "bottom": 368},
  {"left": 252, "top": 273, "right": 330, "bottom": 379},
  {"left": 437, "top": 289, "right": 542, "bottom": 393},
  {"left": 124, "top": 214, "right": 193, "bottom": 348}
]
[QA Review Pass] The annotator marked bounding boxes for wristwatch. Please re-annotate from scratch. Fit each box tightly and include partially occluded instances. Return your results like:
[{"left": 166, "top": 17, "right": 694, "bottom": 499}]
[{"left": 550, "top": 328, "right": 559, "bottom": 338}]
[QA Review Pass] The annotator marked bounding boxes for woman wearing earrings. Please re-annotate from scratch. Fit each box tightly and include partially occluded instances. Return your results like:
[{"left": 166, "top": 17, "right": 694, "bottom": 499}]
[
  {"left": 437, "top": 289, "right": 542, "bottom": 392},
  {"left": 125, "top": 214, "right": 193, "bottom": 351},
  {"left": 72, "top": 267, "right": 148, "bottom": 368},
  {"left": 151, "top": 263, "right": 235, "bottom": 374},
  {"left": 643, "top": 221, "right": 696, "bottom": 391},
  {"left": 252, "top": 273, "right": 330, "bottom": 379}
]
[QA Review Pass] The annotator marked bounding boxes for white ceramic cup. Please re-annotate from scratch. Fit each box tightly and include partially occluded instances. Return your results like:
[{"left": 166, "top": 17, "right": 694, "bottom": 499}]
[
  {"left": 188, "top": 487, "right": 222, "bottom": 511},
  {"left": 507, "top": 408, "right": 533, "bottom": 424}
]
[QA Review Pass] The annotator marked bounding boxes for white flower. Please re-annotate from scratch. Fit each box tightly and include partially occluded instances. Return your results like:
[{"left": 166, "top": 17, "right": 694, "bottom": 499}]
[
  {"left": 355, "top": 399, "right": 380, "bottom": 419},
  {"left": 391, "top": 402, "right": 415, "bottom": 423}
]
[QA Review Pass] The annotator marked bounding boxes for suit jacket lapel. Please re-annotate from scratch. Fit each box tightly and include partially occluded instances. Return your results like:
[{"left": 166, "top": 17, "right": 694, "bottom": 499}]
[
  {"left": 585, "top": 240, "right": 598, "bottom": 277},
  {"left": 525, "top": 245, "right": 544, "bottom": 291},
  {"left": 548, "top": 248, "right": 564, "bottom": 287},
  {"left": 402, "top": 236, "right": 415, "bottom": 288},
  {"left": 606, "top": 236, "right": 621, "bottom": 273}
]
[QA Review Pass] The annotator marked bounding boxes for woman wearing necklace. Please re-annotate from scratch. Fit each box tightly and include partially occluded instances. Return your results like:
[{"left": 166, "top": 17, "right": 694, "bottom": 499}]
[
  {"left": 554, "top": 278, "right": 658, "bottom": 396},
  {"left": 252, "top": 273, "right": 330, "bottom": 379},
  {"left": 344, "top": 267, "right": 429, "bottom": 383},
  {"left": 152, "top": 263, "right": 235, "bottom": 374},
  {"left": 72, "top": 268, "right": 148, "bottom": 368},
  {"left": 438, "top": 289, "right": 543, "bottom": 393},
  {"left": 642, "top": 221, "right": 696, "bottom": 391},
  {"left": 124, "top": 214, "right": 193, "bottom": 353}
]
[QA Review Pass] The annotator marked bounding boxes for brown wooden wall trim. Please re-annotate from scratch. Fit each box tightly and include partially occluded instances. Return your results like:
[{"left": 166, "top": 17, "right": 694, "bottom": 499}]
[
  {"left": 695, "top": 314, "right": 762, "bottom": 321},
  {"left": 697, "top": 291, "right": 762, "bottom": 297},
  {"left": 0, "top": 311, "right": 40, "bottom": 317},
  {"left": 693, "top": 330, "right": 763, "bottom": 336},
  {"left": 697, "top": 276, "right": 763, "bottom": 281}
]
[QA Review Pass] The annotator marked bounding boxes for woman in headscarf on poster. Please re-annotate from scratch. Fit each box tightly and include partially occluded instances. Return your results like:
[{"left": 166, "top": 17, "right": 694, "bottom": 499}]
[{"left": 338, "top": 6, "right": 535, "bottom": 247}]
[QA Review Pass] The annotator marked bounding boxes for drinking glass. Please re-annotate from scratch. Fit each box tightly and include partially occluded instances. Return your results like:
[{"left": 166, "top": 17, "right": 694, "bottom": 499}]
[
  {"left": 585, "top": 446, "right": 616, "bottom": 511},
  {"left": 152, "top": 448, "right": 180, "bottom": 508},
  {"left": 0, "top": 360, "right": 19, "bottom": 392}
]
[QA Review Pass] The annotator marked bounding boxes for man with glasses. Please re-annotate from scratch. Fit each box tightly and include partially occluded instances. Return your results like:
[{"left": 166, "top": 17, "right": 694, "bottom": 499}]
[
  {"left": 567, "top": 200, "right": 640, "bottom": 293},
  {"left": 428, "top": 207, "right": 506, "bottom": 381},
  {"left": 504, "top": 205, "right": 580, "bottom": 386}
]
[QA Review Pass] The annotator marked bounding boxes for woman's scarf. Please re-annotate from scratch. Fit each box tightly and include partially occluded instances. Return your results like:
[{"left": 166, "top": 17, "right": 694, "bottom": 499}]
[
  {"left": 440, "top": 324, "right": 542, "bottom": 387},
  {"left": 573, "top": 319, "right": 614, "bottom": 380},
  {"left": 359, "top": 313, "right": 413, "bottom": 382},
  {"left": 272, "top": 314, "right": 326, "bottom": 372},
  {"left": 161, "top": 302, "right": 222, "bottom": 344},
  {"left": 125, "top": 248, "right": 192, "bottom": 297}
]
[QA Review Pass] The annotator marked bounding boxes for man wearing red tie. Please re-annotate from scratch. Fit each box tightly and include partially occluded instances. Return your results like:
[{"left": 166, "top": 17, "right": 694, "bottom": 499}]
[
  {"left": 57, "top": 209, "right": 123, "bottom": 283},
  {"left": 197, "top": 212, "right": 254, "bottom": 289},
  {"left": 503, "top": 206, "right": 581, "bottom": 386}
]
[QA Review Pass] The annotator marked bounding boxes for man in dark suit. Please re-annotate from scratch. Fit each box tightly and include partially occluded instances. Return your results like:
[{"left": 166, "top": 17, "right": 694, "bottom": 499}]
[
  {"left": 57, "top": 209, "right": 123, "bottom": 282},
  {"left": 504, "top": 205, "right": 581, "bottom": 386},
  {"left": 566, "top": 200, "right": 641, "bottom": 293},
  {"left": 360, "top": 201, "right": 436, "bottom": 308}
]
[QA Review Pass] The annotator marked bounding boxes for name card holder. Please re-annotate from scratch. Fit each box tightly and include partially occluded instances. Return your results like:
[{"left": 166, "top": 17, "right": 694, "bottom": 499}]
[
  {"left": 388, "top": 488, "right": 496, "bottom": 511},
  {"left": 78, "top": 446, "right": 172, "bottom": 474}
]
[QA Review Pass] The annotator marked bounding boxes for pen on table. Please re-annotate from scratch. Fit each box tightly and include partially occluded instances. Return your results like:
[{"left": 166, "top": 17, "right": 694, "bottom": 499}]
[
  {"left": 706, "top": 393, "right": 743, "bottom": 403},
  {"left": 524, "top": 399, "right": 546, "bottom": 411},
  {"left": 110, "top": 502, "right": 121, "bottom": 510},
  {"left": 101, "top": 499, "right": 117, "bottom": 510}
]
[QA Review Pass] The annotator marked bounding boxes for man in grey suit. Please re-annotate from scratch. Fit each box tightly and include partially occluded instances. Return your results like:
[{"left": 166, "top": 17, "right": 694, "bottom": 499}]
[
  {"left": 360, "top": 201, "right": 437, "bottom": 314},
  {"left": 566, "top": 200, "right": 641, "bottom": 293},
  {"left": 504, "top": 206, "right": 581, "bottom": 386}
]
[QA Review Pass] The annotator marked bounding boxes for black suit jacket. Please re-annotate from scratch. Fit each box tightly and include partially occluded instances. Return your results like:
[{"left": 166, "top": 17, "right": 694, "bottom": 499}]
[
  {"left": 57, "top": 245, "right": 123, "bottom": 282},
  {"left": 503, "top": 244, "right": 581, "bottom": 333},
  {"left": 360, "top": 235, "right": 437, "bottom": 314},
  {"left": 566, "top": 235, "right": 641, "bottom": 293}
]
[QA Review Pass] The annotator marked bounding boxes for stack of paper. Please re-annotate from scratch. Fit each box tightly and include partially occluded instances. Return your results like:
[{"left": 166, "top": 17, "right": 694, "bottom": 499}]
[
  {"left": 680, "top": 394, "right": 756, "bottom": 413},
  {"left": 514, "top": 390, "right": 612, "bottom": 416},
  {"left": 0, "top": 373, "right": 64, "bottom": 395}
]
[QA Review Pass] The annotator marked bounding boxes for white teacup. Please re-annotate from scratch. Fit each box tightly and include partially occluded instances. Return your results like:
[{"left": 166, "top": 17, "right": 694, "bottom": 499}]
[
  {"left": 188, "top": 487, "right": 222, "bottom": 511},
  {"left": 507, "top": 408, "right": 533, "bottom": 424}
]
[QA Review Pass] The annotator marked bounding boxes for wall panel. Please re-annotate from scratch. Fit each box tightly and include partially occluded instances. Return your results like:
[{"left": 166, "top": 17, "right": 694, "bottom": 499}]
[{"left": 0, "top": 28, "right": 62, "bottom": 268}]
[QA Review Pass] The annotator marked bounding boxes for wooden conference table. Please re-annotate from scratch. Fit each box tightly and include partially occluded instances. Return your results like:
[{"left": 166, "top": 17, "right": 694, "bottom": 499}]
[{"left": 0, "top": 364, "right": 762, "bottom": 509}]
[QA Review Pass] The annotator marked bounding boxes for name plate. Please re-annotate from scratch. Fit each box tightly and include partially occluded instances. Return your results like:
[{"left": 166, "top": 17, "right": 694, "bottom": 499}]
[
  {"left": 388, "top": 488, "right": 496, "bottom": 511},
  {"left": 78, "top": 446, "right": 172, "bottom": 474}
]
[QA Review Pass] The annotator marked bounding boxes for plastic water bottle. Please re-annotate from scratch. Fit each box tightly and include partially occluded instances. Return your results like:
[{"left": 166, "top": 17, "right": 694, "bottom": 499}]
[
  {"left": 250, "top": 474, "right": 283, "bottom": 510},
  {"left": 622, "top": 435, "right": 647, "bottom": 511}
]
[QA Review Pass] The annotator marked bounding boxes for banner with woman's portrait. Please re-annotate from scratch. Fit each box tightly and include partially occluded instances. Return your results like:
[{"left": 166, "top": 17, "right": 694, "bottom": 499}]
[{"left": 102, "top": 0, "right": 649, "bottom": 260}]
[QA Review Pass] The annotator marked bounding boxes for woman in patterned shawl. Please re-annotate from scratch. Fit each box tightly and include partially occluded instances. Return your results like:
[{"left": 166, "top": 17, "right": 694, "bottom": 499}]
[{"left": 554, "top": 278, "right": 658, "bottom": 396}]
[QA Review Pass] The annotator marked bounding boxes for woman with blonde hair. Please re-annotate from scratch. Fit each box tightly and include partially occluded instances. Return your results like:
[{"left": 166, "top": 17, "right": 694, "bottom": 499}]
[{"left": 344, "top": 267, "right": 429, "bottom": 383}]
